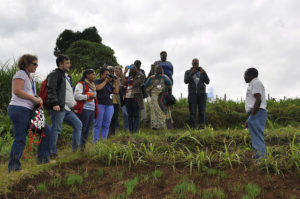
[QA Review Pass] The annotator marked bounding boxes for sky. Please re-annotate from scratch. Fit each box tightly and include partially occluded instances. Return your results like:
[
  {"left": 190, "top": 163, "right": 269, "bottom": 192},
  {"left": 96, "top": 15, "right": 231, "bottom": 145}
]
[{"left": 1, "top": 0, "right": 300, "bottom": 100}]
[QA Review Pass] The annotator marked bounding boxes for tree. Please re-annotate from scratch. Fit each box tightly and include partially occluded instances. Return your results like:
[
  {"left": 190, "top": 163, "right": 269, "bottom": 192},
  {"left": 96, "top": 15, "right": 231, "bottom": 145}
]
[
  {"left": 54, "top": 26, "right": 102, "bottom": 57},
  {"left": 65, "top": 40, "right": 118, "bottom": 72}
]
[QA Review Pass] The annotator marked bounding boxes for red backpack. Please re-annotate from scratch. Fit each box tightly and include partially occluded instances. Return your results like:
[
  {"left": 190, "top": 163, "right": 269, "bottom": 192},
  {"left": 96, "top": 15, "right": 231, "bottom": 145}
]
[{"left": 38, "top": 78, "right": 48, "bottom": 106}]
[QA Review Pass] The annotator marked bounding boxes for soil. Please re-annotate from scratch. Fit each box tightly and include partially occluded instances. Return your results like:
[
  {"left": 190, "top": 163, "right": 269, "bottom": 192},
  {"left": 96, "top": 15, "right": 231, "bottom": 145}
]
[{"left": 1, "top": 158, "right": 299, "bottom": 199}]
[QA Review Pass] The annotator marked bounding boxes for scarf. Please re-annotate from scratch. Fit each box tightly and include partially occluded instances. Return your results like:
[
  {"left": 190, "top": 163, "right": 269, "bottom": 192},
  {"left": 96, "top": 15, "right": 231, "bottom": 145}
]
[{"left": 84, "top": 78, "right": 96, "bottom": 91}]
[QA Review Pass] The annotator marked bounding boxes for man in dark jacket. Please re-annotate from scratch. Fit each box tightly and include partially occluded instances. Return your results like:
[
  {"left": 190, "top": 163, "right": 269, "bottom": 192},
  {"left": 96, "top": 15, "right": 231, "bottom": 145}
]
[
  {"left": 47, "top": 54, "right": 82, "bottom": 159},
  {"left": 184, "top": 58, "right": 210, "bottom": 129}
]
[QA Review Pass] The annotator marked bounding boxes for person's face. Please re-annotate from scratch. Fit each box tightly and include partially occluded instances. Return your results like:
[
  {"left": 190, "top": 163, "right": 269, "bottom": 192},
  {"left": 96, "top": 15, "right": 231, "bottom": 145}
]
[
  {"left": 115, "top": 69, "right": 121, "bottom": 77},
  {"left": 192, "top": 59, "right": 199, "bottom": 68},
  {"left": 27, "top": 59, "right": 38, "bottom": 73},
  {"left": 86, "top": 72, "right": 95, "bottom": 82},
  {"left": 101, "top": 70, "right": 109, "bottom": 79},
  {"left": 130, "top": 66, "right": 137, "bottom": 75},
  {"left": 61, "top": 59, "right": 71, "bottom": 72},
  {"left": 109, "top": 68, "right": 114, "bottom": 75},
  {"left": 160, "top": 53, "right": 167, "bottom": 61},
  {"left": 156, "top": 67, "right": 163, "bottom": 74},
  {"left": 244, "top": 71, "right": 252, "bottom": 83}
]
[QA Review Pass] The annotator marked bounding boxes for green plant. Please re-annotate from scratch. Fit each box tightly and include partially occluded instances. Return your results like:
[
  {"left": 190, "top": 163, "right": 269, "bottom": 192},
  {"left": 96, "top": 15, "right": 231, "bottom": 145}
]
[
  {"left": 173, "top": 178, "right": 197, "bottom": 199},
  {"left": 37, "top": 182, "right": 48, "bottom": 193},
  {"left": 233, "top": 183, "right": 243, "bottom": 192},
  {"left": 117, "top": 171, "right": 123, "bottom": 180},
  {"left": 244, "top": 183, "right": 261, "bottom": 199},
  {"left": 66, "top": 174, "right": 83, "bottom": 186},
  {"left": 97, "top": 168, "right": 104, "bottom": 176},
  {"left": 51, "top": 177, "right": 61, "bottom": 188},
  {"left": 152, "top": 169, "right": 163, "bottom": 181},
  {"left": 202, "top": 187, "right": 225, "bottom": 199},
  {"left": 124, "top": 176, "right": 139, "bottom": 196},
  {"left": 143, "top": 174, "right": 150, "bottom": 183}
]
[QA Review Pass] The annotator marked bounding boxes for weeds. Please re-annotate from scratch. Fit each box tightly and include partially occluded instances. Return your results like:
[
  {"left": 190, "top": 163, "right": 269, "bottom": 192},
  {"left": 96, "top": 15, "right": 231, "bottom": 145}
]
[
  {"left": 66, "top": 174, "right": 83, "bottom": 186},
  {"left": 124, "top": 176, "right": 139, "bottom": 196},
  {"left": 173, "top": 177, "right": 197, "bottom": 199},
  {"left": 152, "top": 169, "right": 163, "bottom": 181},
  {"left": 243, "top": 183, "right": 261, "bottom": 199},
  {"left": 37, "top": 182, "right": 48, "bottom": 193}
]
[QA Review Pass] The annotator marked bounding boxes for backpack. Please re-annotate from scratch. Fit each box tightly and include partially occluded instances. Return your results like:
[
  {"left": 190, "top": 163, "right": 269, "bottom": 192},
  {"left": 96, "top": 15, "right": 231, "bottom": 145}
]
[{"left": 38, "top": 78, "right": 48, "bottom": 106}]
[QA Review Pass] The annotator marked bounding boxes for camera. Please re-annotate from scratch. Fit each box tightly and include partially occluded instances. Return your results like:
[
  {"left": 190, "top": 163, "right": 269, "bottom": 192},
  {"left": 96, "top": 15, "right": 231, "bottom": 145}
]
[
  {"left": 108, "top": 74, "right": 117, "bottom": 79},
  {"left": 128, "top": 65, "right": 134, "bottom": 69}
]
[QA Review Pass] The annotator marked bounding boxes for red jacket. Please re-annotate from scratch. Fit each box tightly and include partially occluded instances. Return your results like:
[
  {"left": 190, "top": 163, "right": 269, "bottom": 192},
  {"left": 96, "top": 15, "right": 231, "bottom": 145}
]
[{"left": 73, "top": 81, "right": 99, "bottom": 118}]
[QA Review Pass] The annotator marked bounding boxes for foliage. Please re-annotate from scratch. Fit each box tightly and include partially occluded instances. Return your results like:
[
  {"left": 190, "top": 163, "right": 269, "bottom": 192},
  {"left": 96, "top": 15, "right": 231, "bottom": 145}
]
[
  {"left": 124, "top": 176, "right": 138, "bottom": 196},
  {"left": 152, "top": 169, "right": 163, "bottom": 180},
  {"left": 37, "top": 182, "right": 48, "bottom": 193},
  {"left": 0, "top": 62, "right": 17, "bottom": 114},
  {"left": 173, "top": 177, "right": 197, "bottom": 198},
  {"left": 54, "top": 26, "right": 102, "bottom": 57},
  {"left": 243, "top": 183, "right": 261, "bottom": 199},
  {"left": 66, "top": 174, "right": 83, "bottom": 186},
  {"left": 65, "top": 40, "right": 118, "bottom": 72}
]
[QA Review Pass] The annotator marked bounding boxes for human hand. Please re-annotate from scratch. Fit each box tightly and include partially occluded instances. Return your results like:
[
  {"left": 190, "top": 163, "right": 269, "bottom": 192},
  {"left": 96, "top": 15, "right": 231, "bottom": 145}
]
[
  {"left": 33, "top": 96, "right": 43, "bottom": 105},
  {"left": 244, "top": 121, "right": 248, "bottom": 128},
  {"left": 199, "top": 67, "right": 205, "bottom": 73},
  {"left": 53, "top": 105, "right": 60, "bottom": 111}
]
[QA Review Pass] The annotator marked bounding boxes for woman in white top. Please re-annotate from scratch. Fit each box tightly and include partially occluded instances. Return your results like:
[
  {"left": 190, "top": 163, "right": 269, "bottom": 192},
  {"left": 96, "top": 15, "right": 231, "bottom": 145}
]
[{"left": 7, "top": 54, "right": 50, "bottom": 173}]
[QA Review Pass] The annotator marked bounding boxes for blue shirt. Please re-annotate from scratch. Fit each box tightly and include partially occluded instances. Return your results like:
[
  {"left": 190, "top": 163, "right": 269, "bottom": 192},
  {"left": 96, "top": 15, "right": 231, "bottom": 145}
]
[
  {"left": 157, "top": 61, "right": 173, "bottom": 82},
  {"left": 95, "top": 79, "right": 113, "bottom": 105}
]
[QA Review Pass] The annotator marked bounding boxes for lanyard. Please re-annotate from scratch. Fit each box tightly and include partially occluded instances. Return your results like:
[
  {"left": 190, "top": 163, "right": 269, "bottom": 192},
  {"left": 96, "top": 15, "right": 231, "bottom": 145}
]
[
  {"left": 66, "top": 75, "right": 72, "bottom": 87},
  {"left": 24, "top": 70, "right": 35, "bottom": 94}
]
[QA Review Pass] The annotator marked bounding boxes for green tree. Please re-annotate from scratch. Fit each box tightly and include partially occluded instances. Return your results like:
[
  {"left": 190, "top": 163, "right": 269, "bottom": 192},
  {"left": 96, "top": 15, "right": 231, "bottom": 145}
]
[
  {"left": 65, "top": 40, "right": 118, "bottom": 72},
  {"left": 54, "top": 26, "right": 102, "bottom": 57}
]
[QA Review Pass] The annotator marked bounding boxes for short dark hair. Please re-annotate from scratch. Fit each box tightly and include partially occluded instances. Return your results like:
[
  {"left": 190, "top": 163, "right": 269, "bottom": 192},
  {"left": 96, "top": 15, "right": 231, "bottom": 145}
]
[
  {"left": 17, "top": 54, "right": 38, "bottom": 70},
  {"left": 160, "top": 51, "right": 167, "bottom": 55},
  {"left": 99, "top": 67, "right": 109, "bottom": 76},
  {"left": 134, "top": 60, "right": 141, "bottom": 67},
  {"left": 56, "top": 54, "right": 70, "bottom": 67},
  {"left": 246, "top": 68, "right": 258, "bottom": 78}
]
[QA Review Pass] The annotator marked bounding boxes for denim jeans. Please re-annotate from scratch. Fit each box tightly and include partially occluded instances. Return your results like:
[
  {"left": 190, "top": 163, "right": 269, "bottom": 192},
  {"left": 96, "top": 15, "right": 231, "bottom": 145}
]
[
  {"left": 188, "top": 93, "right": 207, "bottom": 129},
  {"left": 50, "top": 110, "right": 82, "bottom": 155},
  {"left": 7, "top": 105, "right": 50, "bottom": 171},
  {"left": 93, "top": 104, "right": 114, "bottom": 141},
  {"left": 246, "top": 109, "right": 267, "bottom": 159},
  {"left": 125, "top": 98, "right": 140, "bottom": 133},
  {"left": 77, "top": 109, "right": 94, "bottom": 149},
  {"left": 109, "top": 104, "right": 119, "bottom": 136}
]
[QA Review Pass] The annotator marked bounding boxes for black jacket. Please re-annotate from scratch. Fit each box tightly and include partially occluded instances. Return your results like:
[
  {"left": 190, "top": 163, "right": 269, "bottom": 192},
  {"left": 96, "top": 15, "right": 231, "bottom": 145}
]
[
  {"left": 184, "top": 68, "right": 210, "bottom": 95},
  {"left": 46, "top": 68, "right": 66, "bottom": 110}
]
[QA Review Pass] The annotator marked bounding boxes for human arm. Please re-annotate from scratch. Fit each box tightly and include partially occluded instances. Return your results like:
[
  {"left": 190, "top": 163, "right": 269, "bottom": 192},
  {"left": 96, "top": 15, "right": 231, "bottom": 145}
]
[
  {"left": 47, "top": 71, "right": 60, "bottom": 110},
  {"left": 96, "top": 78, "right": 110, "bottom": 91},
  {"left": 184, "top": 69, "right": 194, "bottom": 84},
  {"left": 12, "top": 79, "right": 42, "bottom": 104},
  {"left": 74, "top": 83, "right": 88, "bottom": 101}
]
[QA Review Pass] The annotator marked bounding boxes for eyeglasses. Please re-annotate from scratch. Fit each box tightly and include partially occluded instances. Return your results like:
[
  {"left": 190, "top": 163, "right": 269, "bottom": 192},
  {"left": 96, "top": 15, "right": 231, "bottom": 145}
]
[{"left": 31, "top": 63, "right": 38, "bottom": 66}]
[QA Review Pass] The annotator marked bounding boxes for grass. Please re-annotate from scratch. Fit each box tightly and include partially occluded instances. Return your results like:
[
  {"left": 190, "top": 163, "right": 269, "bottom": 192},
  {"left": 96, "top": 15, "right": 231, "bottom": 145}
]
[
  {"left": 152, "top": 169, "right": 163, "bottom": 181},
  {"left": 51, "top": 177, "right": 61, "bottom": 188},
  {"left": 202, "top": 187, "right": 225, "bottom": 199},
  {"left": 66, "top": 174, "right": 83, "bottom": 186},
  {"left": 124, "top": 176, "right": 139, "bottom": 196},
  {"left": 173, "top": 177, "right": 197, "bottom": 199},
  {"left": 96, "top": 168, "right": 104, "bottom": 176},
  {"left": 243, "top": 183, "right": 261, "bottom": 199},
  {"left": 37, "top": 182, "right": 48, "bottom": 193}
]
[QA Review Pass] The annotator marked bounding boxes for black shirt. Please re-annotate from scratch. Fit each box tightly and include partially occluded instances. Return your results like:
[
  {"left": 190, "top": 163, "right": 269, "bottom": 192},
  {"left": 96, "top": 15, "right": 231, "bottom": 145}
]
[{"left": 95, "top": 79, "right": 113, "bottom": 105}]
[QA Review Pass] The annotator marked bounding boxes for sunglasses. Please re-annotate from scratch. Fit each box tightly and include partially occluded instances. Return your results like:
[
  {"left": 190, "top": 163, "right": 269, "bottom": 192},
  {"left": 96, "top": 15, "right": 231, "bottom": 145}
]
[{"left": 31, "top": 63, "right": 38, "bottom": 66}]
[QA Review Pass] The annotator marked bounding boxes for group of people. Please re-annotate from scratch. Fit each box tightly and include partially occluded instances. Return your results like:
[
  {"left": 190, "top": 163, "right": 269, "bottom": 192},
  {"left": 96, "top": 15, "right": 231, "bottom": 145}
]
[{"left": 7, "top": 51, "right": 268, "bottom": 173}]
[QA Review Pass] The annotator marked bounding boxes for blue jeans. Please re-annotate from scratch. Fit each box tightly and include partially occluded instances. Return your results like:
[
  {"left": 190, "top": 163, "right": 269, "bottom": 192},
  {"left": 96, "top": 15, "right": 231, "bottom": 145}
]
[
  {"left": 246, "top": 109, "right": 267, "bottom": 159},
  {"left": 50, "top": 110, "right": 82, "bottom": 155},
  {"left": 77, "top": 109, "right": 94, "bottom": 149},
  {"left": 7, "top": 105, "right": 50, "bottom": 171},
  {"left": 188, "top": 93, "right": 207, "bottom": 128},
  {"left": 125, "top": 98, "right": 140, "bottom": 133},
  {"left": 93, "top": 104, "right": 114, "bottom": 141}
]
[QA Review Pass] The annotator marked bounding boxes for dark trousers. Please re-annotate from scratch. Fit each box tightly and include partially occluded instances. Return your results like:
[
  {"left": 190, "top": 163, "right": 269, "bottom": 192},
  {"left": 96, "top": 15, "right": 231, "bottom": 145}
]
[
  {"left": 188, "top": 93, "right": 207, "bottom": 129},
  {"left": 125, "top": 98, "right": 140, "bottom": 133},
  {"left": 110, "top": 104, "right": 119, "bottom": 136},
  {"left": 78, "top": 109, "right": 94, "bottom": 149}
]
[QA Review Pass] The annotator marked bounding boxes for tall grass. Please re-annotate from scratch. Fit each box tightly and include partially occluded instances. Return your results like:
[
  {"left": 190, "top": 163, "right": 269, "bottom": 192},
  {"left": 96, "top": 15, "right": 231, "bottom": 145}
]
[{"left": 0, "top": 62, "right": 17, "bottom": 114}]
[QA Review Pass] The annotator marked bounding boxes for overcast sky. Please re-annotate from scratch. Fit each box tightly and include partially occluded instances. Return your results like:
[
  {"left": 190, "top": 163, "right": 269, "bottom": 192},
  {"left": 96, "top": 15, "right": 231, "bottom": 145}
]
[{"left": 1, "top": 0, "right": 300, "bottom": 100}]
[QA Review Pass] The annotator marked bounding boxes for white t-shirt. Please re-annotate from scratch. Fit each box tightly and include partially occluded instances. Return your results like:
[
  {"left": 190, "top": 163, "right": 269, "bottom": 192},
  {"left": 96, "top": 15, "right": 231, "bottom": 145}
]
[
  {"left": 245, "top": 78, "right": 267, "bottom": 113},
  {"left": 9, "top": 70, "right": 35, "bottom": 110},
  {"left": 64, "top": 74, "right": 76, "bottom": 111}
]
